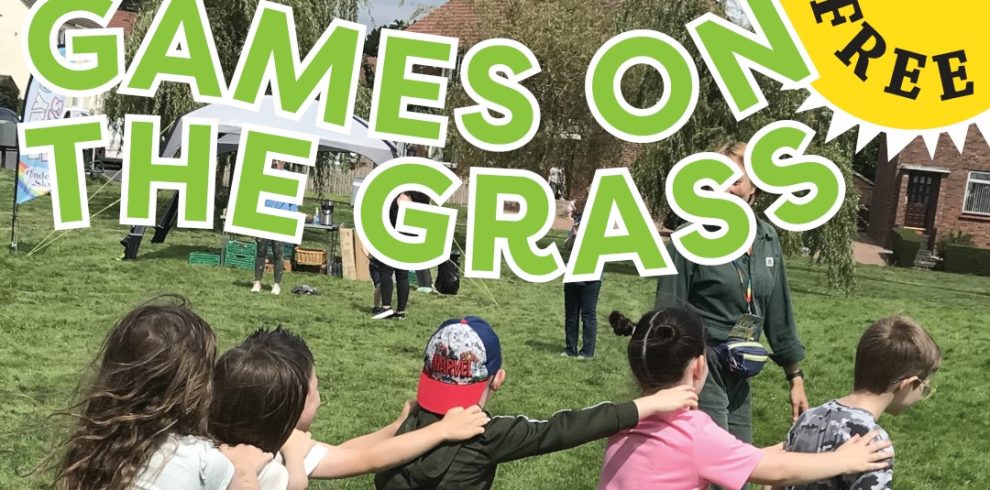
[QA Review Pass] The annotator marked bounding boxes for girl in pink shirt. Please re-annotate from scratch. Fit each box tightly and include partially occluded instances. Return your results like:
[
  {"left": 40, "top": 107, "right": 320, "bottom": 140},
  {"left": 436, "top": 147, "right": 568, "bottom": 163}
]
[{"left": 598, "top": 308, "right": 893, "bottom": 490}]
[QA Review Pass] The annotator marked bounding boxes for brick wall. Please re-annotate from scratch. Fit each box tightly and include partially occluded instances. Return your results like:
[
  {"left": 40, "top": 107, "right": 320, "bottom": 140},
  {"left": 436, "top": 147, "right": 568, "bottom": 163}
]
[
  {"left": 868, "top": 142, "right": 901, "bottom": 245},
  {"left": 875, "top": 126, "right": 990, "bottom": 249}
]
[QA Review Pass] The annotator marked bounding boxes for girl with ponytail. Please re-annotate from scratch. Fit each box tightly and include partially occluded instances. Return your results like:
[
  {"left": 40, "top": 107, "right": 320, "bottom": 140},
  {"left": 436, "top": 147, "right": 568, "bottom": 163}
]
[{"left": 597, "top": 308, "right": 894, "bottom": 490}]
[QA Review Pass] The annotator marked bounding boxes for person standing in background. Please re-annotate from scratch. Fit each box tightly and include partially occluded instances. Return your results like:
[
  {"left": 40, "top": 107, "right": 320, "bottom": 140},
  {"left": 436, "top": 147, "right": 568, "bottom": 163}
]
[
  {"left": 561, "top": 188, "right": 601, "bottom": 360},
  {"left": 406, "top": 190, "right": 436, "bottom": 294},
  {"left": 549, "top": 166, "right": 564, "bottom": 200},
  {"left": 252, "top": 161, "right": 297, "bottom": 296},
  {"left": 372, "top": 192, "right": 412, "bottom": 320}
]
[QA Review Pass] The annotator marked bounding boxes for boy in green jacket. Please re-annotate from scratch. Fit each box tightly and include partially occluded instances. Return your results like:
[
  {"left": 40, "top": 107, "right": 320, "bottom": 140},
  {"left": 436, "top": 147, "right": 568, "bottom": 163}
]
[{"left": 374, "top": 316, "right": 700, "bottom": 490}]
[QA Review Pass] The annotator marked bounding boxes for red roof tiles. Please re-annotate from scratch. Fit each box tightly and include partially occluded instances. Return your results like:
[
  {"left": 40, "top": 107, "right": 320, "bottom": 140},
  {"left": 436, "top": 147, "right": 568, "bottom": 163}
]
[{"left": 405, "top": 0, "right": 485, "bottom": 46}]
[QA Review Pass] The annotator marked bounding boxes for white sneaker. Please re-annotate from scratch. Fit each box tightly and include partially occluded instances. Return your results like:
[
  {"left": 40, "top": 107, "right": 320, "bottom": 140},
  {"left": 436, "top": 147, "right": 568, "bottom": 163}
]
[
  {"left": 271, "top": 284, "right": 281, "bottom": 296},
  {"left": 372, "top": 308, "right": 395, "bottom": 320},
  {"left": 251, "top": 282, "right": 262, "bottom": 293}
]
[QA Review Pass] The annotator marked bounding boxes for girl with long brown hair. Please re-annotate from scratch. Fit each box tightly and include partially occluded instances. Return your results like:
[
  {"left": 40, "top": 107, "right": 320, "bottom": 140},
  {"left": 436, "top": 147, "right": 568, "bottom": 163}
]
[{"left": 51, "top": 295, "right": 270, "bottom": 489}]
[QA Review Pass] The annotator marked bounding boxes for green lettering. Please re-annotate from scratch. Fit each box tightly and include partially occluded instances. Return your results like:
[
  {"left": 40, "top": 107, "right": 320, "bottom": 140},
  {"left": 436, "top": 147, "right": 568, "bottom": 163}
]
[
  {"left": 230, "top": 3, "right": 364, "bottom": 129},
  {"left": 120, "top": 0, "right": 225, "bottom": 100},
  {"left": 467, "top": 169, "right": 562, "bottom": 281},
  {"left": 369, "top": 31, "right": 456, "bottom": 145},
  {"left": 566, "top": 170, "right": 672, "bottom": 280},
  {"left": 122, "top": 116, "right": 217, "bottom": 228},
  {"left": 24, "top": 0, "right": 122, "bottom": 94},
  {"left": 19, "top": 117, "right": 108, "bottom": 229},
  {"left": 687, "top": 0, "right": 813, "bottom": 119},
  {"left": 666, "top": 153, "right": 756, "bottom": 264}
]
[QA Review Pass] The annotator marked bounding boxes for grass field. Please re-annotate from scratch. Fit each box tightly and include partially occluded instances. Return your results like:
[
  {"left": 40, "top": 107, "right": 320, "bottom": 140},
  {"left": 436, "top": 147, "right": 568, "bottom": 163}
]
[{"left": 1, "top": 169, "right": 989, "bottom": 489}]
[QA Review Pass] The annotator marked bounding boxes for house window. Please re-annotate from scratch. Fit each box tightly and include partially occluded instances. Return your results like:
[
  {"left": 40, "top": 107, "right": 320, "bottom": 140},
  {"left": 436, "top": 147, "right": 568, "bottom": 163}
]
[{"left": 963, "top": 171, "right": 990, "bottom": 215}]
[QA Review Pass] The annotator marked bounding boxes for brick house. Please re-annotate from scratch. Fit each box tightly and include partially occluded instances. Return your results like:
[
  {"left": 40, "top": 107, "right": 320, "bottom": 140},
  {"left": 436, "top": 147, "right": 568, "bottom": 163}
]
[{"left": 868, "top": 125, "right": 990, "bottom": 251}]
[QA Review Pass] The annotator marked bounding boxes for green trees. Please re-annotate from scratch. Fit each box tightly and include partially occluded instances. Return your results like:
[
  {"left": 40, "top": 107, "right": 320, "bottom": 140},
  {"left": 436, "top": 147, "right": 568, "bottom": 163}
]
[
  {"left": 443, "top": 0, "right": 861, "bottom": 289},
  {"left": 0, "top": 76, "right": 20, "bottom": 114}
]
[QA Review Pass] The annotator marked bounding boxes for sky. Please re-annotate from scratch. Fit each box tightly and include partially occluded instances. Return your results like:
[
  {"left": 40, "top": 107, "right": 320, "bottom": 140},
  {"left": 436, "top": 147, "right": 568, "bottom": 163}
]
[{"left": 357, "top": 0, "right": 447, "bottom": 28}]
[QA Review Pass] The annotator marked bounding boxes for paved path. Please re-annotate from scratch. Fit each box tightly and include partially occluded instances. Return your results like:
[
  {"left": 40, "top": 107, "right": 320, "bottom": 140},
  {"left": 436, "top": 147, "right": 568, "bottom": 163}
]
[{"left": 852, "top": 232, "right": 890, "bottom": 266}]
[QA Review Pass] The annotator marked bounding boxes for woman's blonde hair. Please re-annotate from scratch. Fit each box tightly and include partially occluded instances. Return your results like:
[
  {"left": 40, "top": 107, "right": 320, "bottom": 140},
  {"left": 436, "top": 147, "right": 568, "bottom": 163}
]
[{"left": 716, "top": 141, "right": 747, "bottom": 166}]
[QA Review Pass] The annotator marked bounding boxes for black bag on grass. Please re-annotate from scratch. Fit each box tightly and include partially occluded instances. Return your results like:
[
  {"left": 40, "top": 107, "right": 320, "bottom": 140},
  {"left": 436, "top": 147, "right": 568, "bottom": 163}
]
[{"left": 435, "top": 251, "right": 461, "bottom": 295}]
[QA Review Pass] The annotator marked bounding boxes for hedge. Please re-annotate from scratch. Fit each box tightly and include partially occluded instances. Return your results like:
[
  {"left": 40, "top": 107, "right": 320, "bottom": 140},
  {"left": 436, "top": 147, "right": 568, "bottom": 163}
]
[
  {"left": 890, "top": 227, "right": 922, "bottom": 267},
  {"left": 942, "top": 244, "right": 990, "bottom": 277}
]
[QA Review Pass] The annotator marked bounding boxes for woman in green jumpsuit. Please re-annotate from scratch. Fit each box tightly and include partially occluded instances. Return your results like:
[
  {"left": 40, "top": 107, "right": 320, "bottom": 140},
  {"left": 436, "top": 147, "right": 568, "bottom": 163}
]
[{"left": 655, "top": 142, "right": 808, "bottom": 446}]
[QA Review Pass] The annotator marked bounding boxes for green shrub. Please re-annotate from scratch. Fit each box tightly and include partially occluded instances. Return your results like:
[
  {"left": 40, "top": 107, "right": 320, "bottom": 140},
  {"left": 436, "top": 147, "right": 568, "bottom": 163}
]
[
  {"left": 936, "top": 230, "right": 974, "bottom": 256},
  {"left": 943, "top": 244, "right": 990, "bottom": 277},
  {"left": 890, "top": 227, "right": 921, "bottom": 267}
]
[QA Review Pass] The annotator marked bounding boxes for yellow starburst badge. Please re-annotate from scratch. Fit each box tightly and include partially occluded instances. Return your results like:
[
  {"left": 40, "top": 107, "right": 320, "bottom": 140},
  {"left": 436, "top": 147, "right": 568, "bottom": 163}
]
[{"left": 781, "top": 0, "right": 989, "bottom": 157}]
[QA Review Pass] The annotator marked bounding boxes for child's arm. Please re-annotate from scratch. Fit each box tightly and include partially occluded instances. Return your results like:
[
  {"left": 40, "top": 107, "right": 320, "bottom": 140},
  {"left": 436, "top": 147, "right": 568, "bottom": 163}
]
[
  {"left": 282, "top": 430, "right": 317, "bottom": 490},
  {"left": 309, "top": 405, "right": 488, "bottom": 479},
  {"left": 487, "top": 385, "right": 698, "bottom": 463},
  {"left": 748, "top": 432, "right": 892, "bottom": 486},
  {"left": 220, "top": 444, "right": 273, "bottom": 490},
  {"left": 337, "top": 401, "right": 413, "bottom": 450}
]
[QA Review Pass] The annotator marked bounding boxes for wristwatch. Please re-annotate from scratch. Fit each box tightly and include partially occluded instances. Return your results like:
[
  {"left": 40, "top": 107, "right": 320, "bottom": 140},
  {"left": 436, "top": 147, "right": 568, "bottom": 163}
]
[{"left": 786, "top": 369, "right": 805, "bottom": 382}]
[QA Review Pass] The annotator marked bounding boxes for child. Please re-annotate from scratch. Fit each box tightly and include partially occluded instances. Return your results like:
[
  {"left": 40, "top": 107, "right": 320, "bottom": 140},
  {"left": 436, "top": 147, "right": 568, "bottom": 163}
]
[
  {"left": 374, "top": 316, "right": 700, "bottom": 489},
  {"left": 779, "top": 316, "right": 941, "bottom": 490},
  {"left": 210, "top": 327, "right": 491, "bottom": 490},
  {"left": 51, "top": 296, "right": 271, "bottom": 490},
  {"left": 598, "top": 308, "right": 894, "bottom": 490}
]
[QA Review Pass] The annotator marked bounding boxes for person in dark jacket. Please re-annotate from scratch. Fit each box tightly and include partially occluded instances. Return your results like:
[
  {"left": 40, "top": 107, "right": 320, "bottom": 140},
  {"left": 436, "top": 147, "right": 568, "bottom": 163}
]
[
  {"left": 655, "top": 141, "right": 808, "bottom": 448},
  {"left": 561, "top": 188, "right": 601, "bottom": 359},
  {"left": 374, "top": 316, "right": 700, "bottom": 490}
]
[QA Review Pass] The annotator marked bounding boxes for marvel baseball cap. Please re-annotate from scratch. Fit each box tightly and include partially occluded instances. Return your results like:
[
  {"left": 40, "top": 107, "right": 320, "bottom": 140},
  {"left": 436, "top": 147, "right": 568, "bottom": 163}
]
[{"left": 417, "top": 317, "right": 502, "bottom": 414}]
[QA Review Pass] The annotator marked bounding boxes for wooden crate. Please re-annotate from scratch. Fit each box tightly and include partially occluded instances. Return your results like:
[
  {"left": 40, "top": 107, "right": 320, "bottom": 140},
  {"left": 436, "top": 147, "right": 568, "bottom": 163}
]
[
  {"left": 264, "top": 258, "right": 292, "bottom": 273},
  {"left": 340, "top": 227, "right": 357, "bottom": 280},
  {"left": 354, "top": 233, "right": 371, "bottom": 282}
]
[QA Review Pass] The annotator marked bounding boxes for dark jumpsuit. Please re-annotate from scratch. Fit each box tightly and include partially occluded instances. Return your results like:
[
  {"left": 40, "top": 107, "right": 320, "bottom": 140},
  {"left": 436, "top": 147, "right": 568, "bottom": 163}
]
[{"left": 656, "top": 219, "right": 804, "bottom": 444}]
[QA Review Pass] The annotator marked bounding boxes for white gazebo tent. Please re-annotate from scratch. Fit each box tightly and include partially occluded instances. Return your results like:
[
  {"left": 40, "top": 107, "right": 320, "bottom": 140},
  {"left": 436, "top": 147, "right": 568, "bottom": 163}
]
[{"left": 162, "top": 95, "right": 397, "bottom": 164}]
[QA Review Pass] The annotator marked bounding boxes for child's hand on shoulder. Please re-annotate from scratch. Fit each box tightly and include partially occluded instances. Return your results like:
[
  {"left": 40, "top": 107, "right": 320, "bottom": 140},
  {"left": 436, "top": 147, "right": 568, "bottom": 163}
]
[
  {"left": 395, "top": 400, "right": 414, "bottom": 424},
  {"left": 282, "top": 429, "right": 316, "bottom": 459},
  {"left": 436, "top": 405, "right": 489, "bottom": 441},
  {"left": 220, "top": 443, "right": 273, "bottom": 474},
  {"left": 834, "top": 430, "right": 893, "bottom": 474},
  {"left": 636, "top": 385, "right": 698, "bottom": 417}
]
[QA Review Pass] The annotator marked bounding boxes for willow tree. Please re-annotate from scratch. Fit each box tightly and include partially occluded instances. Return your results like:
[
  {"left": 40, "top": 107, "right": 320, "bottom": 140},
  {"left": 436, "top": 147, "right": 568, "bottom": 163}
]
[
  {"left": 443, "top": 0, "right": 629, "bottom": 191},
  {"left": 103, "top": 0, "right": 366, "bottom": 194},
  {"left": 617, "top": 0, "right": 860, "bottom": 290}
]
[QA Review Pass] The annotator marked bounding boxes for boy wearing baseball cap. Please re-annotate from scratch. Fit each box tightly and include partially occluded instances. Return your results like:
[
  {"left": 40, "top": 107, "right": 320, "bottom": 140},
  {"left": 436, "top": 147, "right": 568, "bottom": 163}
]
[{"left": 374, "top": 316, "right": 699, "bottom": 490}]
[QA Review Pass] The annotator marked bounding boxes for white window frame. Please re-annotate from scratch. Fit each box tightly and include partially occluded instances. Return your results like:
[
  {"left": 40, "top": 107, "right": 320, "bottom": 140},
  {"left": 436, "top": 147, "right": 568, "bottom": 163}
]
[{"left": 962, "top": 171, "right": 990, "bottom": 216}]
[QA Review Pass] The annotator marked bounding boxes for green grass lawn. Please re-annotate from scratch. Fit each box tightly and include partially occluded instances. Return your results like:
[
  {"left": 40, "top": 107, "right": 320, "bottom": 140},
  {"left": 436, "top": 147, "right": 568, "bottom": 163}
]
[{"left": 1, "top": 169, "right": 989, "bottom": 489}]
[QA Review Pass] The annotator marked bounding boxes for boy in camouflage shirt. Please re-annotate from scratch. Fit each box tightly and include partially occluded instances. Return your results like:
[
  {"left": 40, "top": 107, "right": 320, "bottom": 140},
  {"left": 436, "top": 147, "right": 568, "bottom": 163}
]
[{"left": 781, "top": 316, "right": 941, "bottom": 490}]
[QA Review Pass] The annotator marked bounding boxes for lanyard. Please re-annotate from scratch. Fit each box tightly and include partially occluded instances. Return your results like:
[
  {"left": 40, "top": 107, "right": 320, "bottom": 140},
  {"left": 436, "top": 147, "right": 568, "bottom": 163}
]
[{"left": 732, "top": 259, "right": 754, "bottom": 314}]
